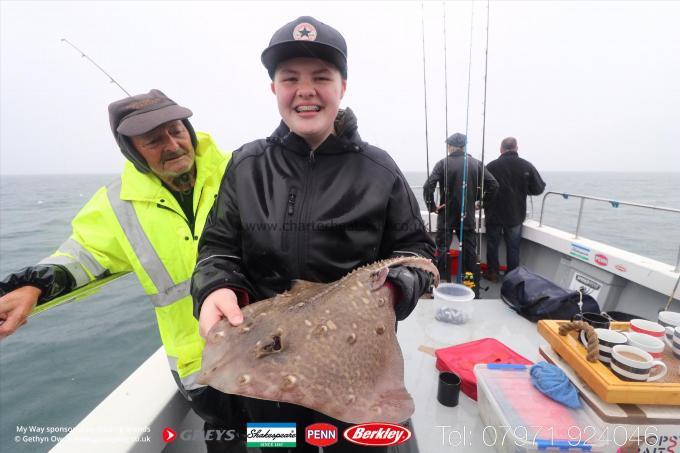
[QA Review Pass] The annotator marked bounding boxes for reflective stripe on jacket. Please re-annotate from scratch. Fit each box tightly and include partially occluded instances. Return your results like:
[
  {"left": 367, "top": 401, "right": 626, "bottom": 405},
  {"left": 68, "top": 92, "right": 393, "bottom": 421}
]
[{"left": 39, "top": 132, "right": 229, "bottom": 392}]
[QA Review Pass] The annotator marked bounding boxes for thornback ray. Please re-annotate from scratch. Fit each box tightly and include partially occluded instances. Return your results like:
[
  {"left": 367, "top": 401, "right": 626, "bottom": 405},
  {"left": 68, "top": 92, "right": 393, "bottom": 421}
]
[{"left": 197, "top": 256, "right": 439, "bottom": 424}]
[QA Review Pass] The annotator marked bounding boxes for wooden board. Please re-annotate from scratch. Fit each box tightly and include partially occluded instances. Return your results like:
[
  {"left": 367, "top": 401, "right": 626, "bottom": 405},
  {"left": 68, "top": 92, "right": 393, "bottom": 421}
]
[
  {"left": 540, "top": 345, "right": 680, "bottom": 424},
  {"left": 537, "top": 320, "right": 680, "bottom": 405}
]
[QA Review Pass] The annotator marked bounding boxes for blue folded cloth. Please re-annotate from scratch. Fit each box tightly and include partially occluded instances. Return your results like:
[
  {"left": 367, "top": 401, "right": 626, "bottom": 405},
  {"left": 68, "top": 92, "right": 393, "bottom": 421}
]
[{"left": 530, "top": 362, "right": 582, "bottom": 409}]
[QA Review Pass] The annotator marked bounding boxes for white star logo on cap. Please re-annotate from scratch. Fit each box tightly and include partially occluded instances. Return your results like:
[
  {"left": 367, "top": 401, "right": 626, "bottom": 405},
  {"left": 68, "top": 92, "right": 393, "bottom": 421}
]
[{"left": 293, "top": 22, "right": 317, "bottom": 41}]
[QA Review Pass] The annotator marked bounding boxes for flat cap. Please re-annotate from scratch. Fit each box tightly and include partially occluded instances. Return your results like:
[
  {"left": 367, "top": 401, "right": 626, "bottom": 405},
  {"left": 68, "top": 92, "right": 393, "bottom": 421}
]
[
  {"left": 446, "top": 133, "right": 467, "bottom": 148},
  {"left": 108, "top": 89, "right": 192, "bottom": 137}
]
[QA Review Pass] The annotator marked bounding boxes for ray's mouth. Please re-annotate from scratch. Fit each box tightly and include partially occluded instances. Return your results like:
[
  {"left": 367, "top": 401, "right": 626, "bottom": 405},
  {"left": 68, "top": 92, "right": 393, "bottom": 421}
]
[
  {"left": 264, "top": 335, "right": 282, "bottom": 353},
  {"left": 255, "top": 329, "right": 284, "bottom": 358}
]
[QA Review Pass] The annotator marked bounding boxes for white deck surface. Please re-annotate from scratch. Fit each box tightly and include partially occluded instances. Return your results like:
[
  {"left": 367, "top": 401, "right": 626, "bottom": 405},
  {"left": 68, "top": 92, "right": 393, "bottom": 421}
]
[{"left": 399, "top": 298, "right": 548, "bottom": 452}]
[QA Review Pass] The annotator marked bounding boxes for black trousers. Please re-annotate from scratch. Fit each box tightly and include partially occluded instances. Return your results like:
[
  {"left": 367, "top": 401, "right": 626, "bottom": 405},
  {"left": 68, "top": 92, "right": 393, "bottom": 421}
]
[
  {"left": 188, "top": 386, "right": 249, "bottom": 452},
  {"left": 486, "top": 223, "right": 522, "bottom": 274},
  {"left": 435, "top": 214, "right": 476, "bottom": 282},
  {"left": 238, "top": 396, "right": 419, "bottom": 452}
]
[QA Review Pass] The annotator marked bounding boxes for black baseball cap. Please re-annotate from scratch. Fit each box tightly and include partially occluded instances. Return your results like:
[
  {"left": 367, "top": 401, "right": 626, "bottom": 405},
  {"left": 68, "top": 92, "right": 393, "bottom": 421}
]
[{"left": 261, "top": 16, "right": 348, "bottom": 79}]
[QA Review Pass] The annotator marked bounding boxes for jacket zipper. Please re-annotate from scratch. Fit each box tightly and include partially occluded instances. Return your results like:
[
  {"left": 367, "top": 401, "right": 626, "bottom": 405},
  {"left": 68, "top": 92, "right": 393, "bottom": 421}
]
[
  {"left": 156, "top": 203, "right": 195, "bottom": 239},
  {"left": 287, "top": 189, "right": 297, "bottom": 216},
  {"left": 296, "top": 155, "right": 315, "bottom": 276},
  {"left": 192, "top": 185, "right": 205, "bottom": 236},
  {"left": 281, "top": 188, "right": 296, "bottom": 252}
]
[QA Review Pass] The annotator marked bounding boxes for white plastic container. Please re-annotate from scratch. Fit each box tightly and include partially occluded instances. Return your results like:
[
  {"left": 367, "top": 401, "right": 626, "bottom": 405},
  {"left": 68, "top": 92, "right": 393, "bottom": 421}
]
[
  {"left": 433, "top": 282, "right": 475, "bottom": 316},
  {"left": 474, "top": 363, "right": 607, "bottom": 453}
]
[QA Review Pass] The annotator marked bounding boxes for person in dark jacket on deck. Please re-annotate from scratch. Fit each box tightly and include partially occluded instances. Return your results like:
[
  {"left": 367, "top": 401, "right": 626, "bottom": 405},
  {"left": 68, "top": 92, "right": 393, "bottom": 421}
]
[
  {"left": 191, "top": 16, "right": 435, "bottom": 452},
  {"left": 483, "top": 137, "right": 546, "bottom": 282},
  {"left": 423, "top": 133, "right": 498, "bottom": 282}
]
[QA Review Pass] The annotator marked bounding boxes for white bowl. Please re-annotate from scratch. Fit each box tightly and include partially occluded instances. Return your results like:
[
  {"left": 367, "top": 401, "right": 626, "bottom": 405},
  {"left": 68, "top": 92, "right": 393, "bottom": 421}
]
[{"left": 433, "top": 283, "right": 475, "bottom": 316}]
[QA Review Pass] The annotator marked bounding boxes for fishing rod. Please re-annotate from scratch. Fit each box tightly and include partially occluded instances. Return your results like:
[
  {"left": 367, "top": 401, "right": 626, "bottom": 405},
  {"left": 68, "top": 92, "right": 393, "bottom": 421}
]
[
  {"left": 23, "top": 40, "right": 134, "bottom": 318},
  {"left": 61, "top": 38, "right": 131, "bottom": 96},
  {"left": 442, "top": 1, "right": 450, "bottom": 280},
  {"left": 475, "top": 0, "right": 492, "bottom": 288},
  {"left": 456, "top": 0, "right": 476, "bottom": 285},
  {"left": 421, "top": 1, "right": 432, "bottom": 233},
  {"left": 30, "top": 273, "right": 130, "bottom": 317}
]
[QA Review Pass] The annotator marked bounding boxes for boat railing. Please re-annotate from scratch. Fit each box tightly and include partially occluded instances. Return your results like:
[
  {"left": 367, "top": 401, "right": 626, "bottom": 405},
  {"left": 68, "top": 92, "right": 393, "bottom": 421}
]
[
  {"left": 411, "top": 185, "right": 439, "bottom": 207},
  {"left": 539, "top": 191, "right": 680, "bottom": 272}
]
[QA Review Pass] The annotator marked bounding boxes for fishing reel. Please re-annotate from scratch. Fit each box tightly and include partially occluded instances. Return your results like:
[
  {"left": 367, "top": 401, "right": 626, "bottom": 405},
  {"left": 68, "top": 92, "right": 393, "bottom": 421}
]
[{"left": 462, "top": 271, "right": 476, "bottom": 289}]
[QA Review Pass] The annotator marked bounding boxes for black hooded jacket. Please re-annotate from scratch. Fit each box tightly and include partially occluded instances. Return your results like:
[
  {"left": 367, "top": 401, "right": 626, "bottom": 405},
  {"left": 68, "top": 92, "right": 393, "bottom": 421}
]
[
  {"left": 191, "top": 108, "right": 435, "bottom": 320},
  {"left": 485, "top": 151, "right": 546, "bottom": 226}
]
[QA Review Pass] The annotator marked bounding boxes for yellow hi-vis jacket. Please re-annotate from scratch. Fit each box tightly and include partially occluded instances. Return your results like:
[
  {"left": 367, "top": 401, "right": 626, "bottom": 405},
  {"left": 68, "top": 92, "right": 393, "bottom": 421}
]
[{"left": 39, "top": 132, "right": 229, "bottom": 394}]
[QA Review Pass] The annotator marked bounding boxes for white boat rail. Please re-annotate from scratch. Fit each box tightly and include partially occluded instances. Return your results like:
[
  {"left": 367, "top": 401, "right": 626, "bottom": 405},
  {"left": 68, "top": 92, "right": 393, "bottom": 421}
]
[{"left": 539, "top": 191, "right": 680, "bottom": 272}]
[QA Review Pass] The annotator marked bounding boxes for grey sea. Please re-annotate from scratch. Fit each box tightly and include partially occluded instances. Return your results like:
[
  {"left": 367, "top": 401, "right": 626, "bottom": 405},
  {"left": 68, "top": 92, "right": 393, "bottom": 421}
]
[{"left": 1, "top": 172, "right": 679, "bottom": 452}]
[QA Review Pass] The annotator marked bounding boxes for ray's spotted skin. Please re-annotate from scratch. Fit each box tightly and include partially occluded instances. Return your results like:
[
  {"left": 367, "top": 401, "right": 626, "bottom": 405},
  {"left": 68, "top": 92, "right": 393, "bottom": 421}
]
[{"left": 198, "top": 256, "right": 439, "bottom": 424}]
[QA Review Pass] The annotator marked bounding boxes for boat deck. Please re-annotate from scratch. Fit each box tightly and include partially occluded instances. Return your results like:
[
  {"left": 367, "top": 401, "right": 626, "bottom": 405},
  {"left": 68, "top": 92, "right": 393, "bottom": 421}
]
[{"left": 51, "top": 273, "right": 679, "bottom": 453}]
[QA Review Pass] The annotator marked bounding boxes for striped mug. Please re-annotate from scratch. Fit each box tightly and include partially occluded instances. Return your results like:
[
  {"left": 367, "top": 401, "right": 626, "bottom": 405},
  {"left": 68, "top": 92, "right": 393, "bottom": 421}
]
[
  {"left": 611, "top": 345, "right": 667, "bottom": 382},
  {"left": 658, "top": 311, "right": 680, "bottom": 343},
  {"left": 629, "top": 319, "right": 665, "bottom": 338},
  {"left": 672, "top": 326, "right": 680, "bottom": 359},
  {"left": 581, "top": 328, "right": 627, "bottom": 364},
  {"left": 622, "top": 331, "right": 665, "bottom": 359}
]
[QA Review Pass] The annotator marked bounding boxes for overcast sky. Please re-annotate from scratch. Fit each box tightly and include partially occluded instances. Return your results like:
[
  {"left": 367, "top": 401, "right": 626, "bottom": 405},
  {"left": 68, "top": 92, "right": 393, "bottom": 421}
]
[{"left": 1, "top": 0, "right": 679, "bottom": 175}]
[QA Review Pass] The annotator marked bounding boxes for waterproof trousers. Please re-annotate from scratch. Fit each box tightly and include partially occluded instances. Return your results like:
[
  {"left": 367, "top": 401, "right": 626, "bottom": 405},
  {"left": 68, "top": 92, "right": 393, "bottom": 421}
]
[{"left": 189, "top": 386, "right": 249, "bottom": 452}]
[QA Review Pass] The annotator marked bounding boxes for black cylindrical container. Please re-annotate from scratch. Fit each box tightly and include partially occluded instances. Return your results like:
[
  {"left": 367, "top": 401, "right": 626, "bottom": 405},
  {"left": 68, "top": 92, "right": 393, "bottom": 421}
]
[{"left": 437, "top": 372, "right": 461, "bottom": 407}]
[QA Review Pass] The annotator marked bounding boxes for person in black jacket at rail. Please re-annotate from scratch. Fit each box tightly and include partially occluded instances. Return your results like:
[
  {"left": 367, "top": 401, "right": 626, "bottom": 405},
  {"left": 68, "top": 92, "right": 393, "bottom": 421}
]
[
  {"left": 483, "top": 137, "right": 546, "bottom": 282},
  {"left": 423, "top": 133, "right": 498, "bottom": 282},
  {"left": 191, "top": 16, "right": 435, "bottom": 452}
]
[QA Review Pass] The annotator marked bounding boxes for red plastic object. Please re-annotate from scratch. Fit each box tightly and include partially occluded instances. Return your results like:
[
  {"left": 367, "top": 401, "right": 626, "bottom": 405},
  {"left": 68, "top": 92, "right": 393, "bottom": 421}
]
[
  {"left": 434, "top": 249, "right": 460, "bottom": 278},
  {"left": 447, "top": 250, "right": 459, "bottom": 278},
  {"left": 479, "top": 263, "right": 508, "bottom": 272},
  {"left": 435, "top": 338, "right": 533, "bottom": 400}
]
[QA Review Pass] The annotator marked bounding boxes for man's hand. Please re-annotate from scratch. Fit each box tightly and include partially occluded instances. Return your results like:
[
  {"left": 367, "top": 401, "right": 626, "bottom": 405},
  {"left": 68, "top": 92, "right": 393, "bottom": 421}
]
[
  {"left": 435, "top": 203, "right": 445, "bottom": 214},
  {"left": 198, "top": 288, "right": 244, "bottom": 338},
  {"left": 0, "top": 286, "right": 41, "bottom": 338}
]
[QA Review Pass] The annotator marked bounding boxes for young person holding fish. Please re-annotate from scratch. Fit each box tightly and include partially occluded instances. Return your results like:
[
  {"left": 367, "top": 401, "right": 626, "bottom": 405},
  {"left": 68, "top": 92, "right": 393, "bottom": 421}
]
[{"left": 192, "top": 16, "right": 435, "bottom": 452}]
